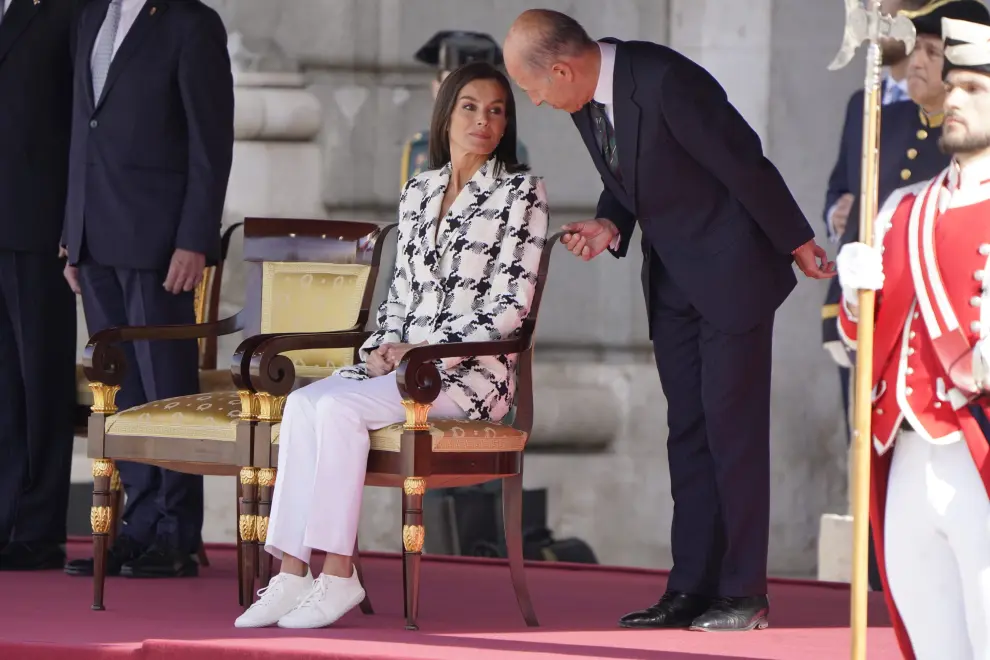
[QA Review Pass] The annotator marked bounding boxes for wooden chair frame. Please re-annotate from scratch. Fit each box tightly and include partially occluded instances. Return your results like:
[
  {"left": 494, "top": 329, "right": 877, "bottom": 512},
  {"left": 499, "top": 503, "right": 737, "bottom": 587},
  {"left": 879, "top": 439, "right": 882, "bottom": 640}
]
[
  {"left": 234, "top": 230, "right": 564, "bottom": 630},
  {"left": 82, "top": 218, "right": 395, "bottom": 611}
]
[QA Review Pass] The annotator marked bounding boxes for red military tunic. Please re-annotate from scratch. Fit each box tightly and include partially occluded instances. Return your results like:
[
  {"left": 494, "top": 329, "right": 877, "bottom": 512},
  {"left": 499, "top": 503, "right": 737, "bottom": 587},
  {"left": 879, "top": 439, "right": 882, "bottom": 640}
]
[{"left": 838, "top": 162, "right": 990, "bottom": 659}]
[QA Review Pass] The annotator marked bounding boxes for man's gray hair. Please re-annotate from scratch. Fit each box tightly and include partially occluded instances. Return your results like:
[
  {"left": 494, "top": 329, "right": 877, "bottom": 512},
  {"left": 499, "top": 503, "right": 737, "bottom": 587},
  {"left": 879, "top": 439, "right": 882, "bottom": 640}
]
[{"left": 523, "top": 9, "right": 597, "bottom": 69}]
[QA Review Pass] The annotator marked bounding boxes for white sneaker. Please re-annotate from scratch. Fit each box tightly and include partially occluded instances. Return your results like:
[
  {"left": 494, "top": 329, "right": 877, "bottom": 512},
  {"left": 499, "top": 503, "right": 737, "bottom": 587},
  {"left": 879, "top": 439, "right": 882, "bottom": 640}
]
[
  {"left": 277, "top": 568, "right": 366, "bottom": 629},
  {"left": 234, "top": 570, "right": 314, "bottom": 628}
]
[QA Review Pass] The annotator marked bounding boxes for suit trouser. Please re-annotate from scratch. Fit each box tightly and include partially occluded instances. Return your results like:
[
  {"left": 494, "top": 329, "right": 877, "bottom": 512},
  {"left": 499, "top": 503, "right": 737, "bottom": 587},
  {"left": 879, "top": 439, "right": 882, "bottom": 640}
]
[
  {"left": 885, "top": 430, "right": 990, "bottom": 660},
  {"left": 0, "top": 250, "right": 76, "bottom": 544},
  {"left": 77, "top": 258, "right": 203, "bottom": 553},
  {"left": 649, "top": 255, "right": 772, "bottom": 597},
  {"left": 266, "top": 373, "right": 465, "bottom": 562}
]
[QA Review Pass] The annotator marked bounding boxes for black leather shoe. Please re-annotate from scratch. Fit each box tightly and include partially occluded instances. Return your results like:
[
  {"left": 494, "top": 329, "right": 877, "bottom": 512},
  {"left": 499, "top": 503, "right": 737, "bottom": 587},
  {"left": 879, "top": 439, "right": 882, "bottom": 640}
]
[
  {"left": 689, "top": 595, "right": 770, "bottom": 632},
  {"left": 120, "top": 543, "right": 198, "bottom": 578},
  {"left": 64, "top": 535, "right": 146, "bottom": 577},
  {"left": 0, "top": 542, "right": 66, "bottom": 571},
  {"left": 618, "top": 591, "right": 712, "bottom": 629}
]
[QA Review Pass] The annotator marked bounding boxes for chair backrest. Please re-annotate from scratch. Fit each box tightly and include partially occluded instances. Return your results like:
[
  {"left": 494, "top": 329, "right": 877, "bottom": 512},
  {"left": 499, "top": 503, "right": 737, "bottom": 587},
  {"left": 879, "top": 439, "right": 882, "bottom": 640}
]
[
  {"left": 239, "top": 217, "right": 396, "bottom": 380},
  {"left": 195, "top": 222, "right": 244, "bottom": 369},
  {"left": 508, "top": 231, "right": 564, "bottom": 436}
]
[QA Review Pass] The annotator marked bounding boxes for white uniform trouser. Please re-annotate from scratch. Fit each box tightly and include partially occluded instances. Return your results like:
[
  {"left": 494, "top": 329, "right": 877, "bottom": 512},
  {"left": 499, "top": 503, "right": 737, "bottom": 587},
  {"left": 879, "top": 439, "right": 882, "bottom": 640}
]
[
  {"left": 885, "top": 430, "right": 990, "bottom": 659},
  {"left": 264, "top": 372, "right": 466, "bottom": 562}
]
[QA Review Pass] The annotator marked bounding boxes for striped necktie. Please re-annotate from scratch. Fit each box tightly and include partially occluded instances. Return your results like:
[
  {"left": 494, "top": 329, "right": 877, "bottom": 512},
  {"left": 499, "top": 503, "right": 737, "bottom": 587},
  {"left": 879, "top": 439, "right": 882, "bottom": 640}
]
[
  {"left": 91, "top": 0, "right": 123, "bottom": 103},
  {"left": 589, "top": 100, "right": 620, "bottom": 181}
]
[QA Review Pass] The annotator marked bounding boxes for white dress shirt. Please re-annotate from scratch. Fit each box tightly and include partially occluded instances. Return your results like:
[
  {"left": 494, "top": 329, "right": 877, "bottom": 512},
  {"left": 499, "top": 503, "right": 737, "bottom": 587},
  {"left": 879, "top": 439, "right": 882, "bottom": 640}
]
[
  {"left": 882, "top": 73, "right": 910, "bottom": 106},
  {"left": 593, "top": 41, "right": 617, "bottom": 127}
]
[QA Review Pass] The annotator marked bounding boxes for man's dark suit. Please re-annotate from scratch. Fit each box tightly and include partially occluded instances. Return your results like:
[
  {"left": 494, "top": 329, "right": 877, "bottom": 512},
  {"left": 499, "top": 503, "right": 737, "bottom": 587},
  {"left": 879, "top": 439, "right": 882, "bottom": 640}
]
[
  {"left": 573, "top": 39, "right": 815, "bottom": 600},
  {"left": 63, "top": 0, "right": 233, "bottom": 573},
  {"left": 0, "top": 0, "right": 79, "bottom": 569}
]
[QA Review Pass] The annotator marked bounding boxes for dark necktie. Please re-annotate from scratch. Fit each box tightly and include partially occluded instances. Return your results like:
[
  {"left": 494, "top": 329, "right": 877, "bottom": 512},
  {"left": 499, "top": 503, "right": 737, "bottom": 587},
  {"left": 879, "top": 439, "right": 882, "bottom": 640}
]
[{"left": 589, "top": 100, "right": 620, "bottom": 181}]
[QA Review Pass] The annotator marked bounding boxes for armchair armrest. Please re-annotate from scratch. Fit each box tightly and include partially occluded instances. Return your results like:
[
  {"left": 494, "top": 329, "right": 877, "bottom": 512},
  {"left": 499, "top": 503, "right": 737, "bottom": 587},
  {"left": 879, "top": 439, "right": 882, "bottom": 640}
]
[
  {"left": 83, "top": 313, "right": 244, "bottom": 387},
  {"left": 231, "top": 328, "right": 371, "bottom": 396},
  {"left": 395, "top": 335, "right": 530, "bottom": 405}
]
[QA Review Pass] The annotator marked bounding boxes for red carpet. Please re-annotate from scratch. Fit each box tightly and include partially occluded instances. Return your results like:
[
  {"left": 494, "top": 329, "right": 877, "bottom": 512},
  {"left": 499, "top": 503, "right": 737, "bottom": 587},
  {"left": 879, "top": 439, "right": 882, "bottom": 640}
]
[{"left": 2, "top": 541, "right": 900, "bottom": 659}]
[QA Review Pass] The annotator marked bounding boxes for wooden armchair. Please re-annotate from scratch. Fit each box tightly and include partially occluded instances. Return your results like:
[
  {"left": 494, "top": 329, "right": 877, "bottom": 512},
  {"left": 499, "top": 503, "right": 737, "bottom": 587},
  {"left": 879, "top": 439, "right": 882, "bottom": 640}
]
[
  {"left": 82, "top": 218, "right": 395, "bottom": 611},
  {"left": 237, "top": 230, "right": 564, "bottom": 630}
]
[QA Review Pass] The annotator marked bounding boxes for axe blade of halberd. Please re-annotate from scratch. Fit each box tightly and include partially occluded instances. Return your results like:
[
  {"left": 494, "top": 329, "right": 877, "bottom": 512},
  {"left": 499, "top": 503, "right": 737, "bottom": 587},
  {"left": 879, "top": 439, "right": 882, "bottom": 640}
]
[{"left": 828, "top": 0, "right": 917, "bottom": 71}]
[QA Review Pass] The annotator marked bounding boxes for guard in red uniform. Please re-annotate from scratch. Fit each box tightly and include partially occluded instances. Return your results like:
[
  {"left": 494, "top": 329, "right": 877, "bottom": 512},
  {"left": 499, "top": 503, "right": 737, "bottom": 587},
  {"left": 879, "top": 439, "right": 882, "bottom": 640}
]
[{"left": 836, "top": 14, "right": 990, "bottom": 659}]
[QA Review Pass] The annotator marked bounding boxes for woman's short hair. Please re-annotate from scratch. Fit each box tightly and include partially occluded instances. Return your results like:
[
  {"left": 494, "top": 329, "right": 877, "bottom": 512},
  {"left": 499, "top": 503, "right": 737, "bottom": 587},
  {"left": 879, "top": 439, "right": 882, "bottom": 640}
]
[{"left": 428, "top": 61, "right": 530, "bottom": 175}]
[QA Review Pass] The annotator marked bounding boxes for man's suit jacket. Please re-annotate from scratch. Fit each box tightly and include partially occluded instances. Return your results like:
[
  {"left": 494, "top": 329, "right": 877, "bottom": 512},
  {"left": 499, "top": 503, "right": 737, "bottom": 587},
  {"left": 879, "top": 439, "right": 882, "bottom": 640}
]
[
  {"left": 0, "top": 0, "right": 79, "bottom": 253},
  {"left": 573, "top": 39, "right": 815, "bottom": 335},
  {"left": 63, "top": 0, "right": 233, "bottom": 270},
  {"left": 337, "top": 157, "right": 550, "bottom": 422},
  {"left": 820, "top": 99, "right": 949, "bottom": 350}
]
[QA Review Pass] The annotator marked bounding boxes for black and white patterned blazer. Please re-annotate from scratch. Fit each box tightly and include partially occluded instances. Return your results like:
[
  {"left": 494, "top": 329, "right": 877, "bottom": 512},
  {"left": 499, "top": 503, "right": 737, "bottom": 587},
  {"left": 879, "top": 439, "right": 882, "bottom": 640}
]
[{"left": 336, "top": 156, "right": 549, "bottom": 421}]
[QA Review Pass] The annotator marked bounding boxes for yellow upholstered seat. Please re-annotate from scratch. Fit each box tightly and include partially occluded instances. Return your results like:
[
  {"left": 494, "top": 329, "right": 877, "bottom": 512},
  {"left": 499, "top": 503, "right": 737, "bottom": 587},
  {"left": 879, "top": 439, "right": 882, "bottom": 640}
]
[
  {"left": 271, "top": 419, "right": 528, "bottom": 453},
  {"left": 104, "top": 392, "right": 244, "bottom": 442}
]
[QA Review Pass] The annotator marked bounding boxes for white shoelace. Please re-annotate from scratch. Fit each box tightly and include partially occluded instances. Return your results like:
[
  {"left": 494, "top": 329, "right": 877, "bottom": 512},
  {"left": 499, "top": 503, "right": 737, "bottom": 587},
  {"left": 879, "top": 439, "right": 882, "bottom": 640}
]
[
  {"left": 251, "top": 573, "right": 295, "bottom": 607},
  {"left": 296, "top": 575, "right": 333, "bottom": 610}
]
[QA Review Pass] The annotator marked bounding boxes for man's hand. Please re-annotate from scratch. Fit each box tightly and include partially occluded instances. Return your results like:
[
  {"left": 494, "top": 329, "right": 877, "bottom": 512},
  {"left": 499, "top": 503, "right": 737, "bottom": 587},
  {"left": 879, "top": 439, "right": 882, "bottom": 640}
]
[
  {"left": 792, "top": 240, "right": 836, "bottom": 279},
  {"left": 163, "top": 248, "right": 206, "bottom": 294},
  {"left": 560, "top": 218, "right": 619, "bottom": 261},
  {"left": 63, "top": 262, "right": 81, "bottom": 295},
  {"left": 830, "top": 193, "right": 855, "bottom": 238},
  {"left": 366, "top": 345, "right": 394, "bottom": 378}
]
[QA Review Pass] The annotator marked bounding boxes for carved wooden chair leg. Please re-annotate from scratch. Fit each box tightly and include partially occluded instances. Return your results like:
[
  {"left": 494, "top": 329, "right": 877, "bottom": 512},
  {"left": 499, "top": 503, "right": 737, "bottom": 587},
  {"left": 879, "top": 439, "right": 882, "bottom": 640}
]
[
  {"left": 257, "top": 468, "right": 276, "bottom": 589},
  {"left": 353, "top": 537, "right": 374, "bottom": 614},
  {"left": 502, "top": 473, "right": 538, "bottom": 626},
  {"left": 236, "top": 479, "right": 245, "bottom": 606},
  {"left": 91, "top": 459, "right": 115, "bottom": 611},
  {"left": 109, "top": 469, "right": 122, "bottom": 545},
  {"left": 402, "top": 477, "right": 426, "bottom": 631},
  {"left": 239, "top": 468, "right": 259, "bottom": 609}
]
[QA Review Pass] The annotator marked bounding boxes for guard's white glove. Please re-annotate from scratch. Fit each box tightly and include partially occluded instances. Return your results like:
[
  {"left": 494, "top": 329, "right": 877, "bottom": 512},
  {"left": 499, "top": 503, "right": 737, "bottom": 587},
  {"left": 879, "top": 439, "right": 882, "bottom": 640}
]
[
  {"left": 836, "top": 242, "right": 884, "bottom": 303},
  {"left": 972, "top": 338, "right": 990, "bottom": 392}
]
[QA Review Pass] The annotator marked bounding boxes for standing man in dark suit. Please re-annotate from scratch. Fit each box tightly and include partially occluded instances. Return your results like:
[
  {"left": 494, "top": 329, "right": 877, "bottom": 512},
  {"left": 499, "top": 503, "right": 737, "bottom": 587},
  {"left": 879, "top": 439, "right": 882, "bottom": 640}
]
[
  {"left": 62, "top": 0, "right": 233, "bottom": 579},
  {"left": 0, "top": 0, "right": 80, "bottom": 572},
  {"left": 504, "top": 10, "right": 833, "bottom": 632}
]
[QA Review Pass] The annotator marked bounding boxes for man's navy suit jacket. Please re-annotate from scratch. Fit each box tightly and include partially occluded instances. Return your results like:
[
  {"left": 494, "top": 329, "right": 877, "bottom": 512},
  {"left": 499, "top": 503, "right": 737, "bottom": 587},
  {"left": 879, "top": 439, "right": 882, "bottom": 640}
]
[
  {"left": 0, "top": 0, "right": 79, "bottom": 253},
  {"left": 573, "top": 39, "right": 815, "bottom": 335},
  {"left": 63, "top": 0, "right": 233, "bottom": 270}
]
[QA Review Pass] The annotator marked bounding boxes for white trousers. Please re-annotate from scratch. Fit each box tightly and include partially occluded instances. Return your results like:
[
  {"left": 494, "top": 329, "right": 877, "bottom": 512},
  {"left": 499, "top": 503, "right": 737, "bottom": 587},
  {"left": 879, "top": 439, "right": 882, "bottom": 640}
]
[
  {"left": 885, "top": 430, "right": 990, "bottom": 659},
  {"left": 264, "top": 373, "right": 465, "bottom": 562}
]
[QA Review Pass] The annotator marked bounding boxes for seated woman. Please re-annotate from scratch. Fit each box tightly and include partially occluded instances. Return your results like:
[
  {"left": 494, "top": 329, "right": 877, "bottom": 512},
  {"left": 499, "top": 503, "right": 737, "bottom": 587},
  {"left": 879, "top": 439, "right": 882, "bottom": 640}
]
[{"left": 234, "top": 61, "right": 549, "bottom": 630}]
